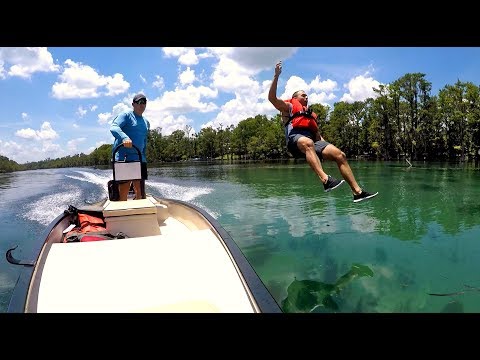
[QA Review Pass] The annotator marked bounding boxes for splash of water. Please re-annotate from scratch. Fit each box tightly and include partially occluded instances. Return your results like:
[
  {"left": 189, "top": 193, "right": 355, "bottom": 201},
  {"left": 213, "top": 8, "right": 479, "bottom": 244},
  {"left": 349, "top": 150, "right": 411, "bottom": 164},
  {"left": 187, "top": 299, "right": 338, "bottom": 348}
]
[
  {"left": 23, "top": 170, "right": 220, "bottom": 225},
  {"left": 23, "top": 184, "right": 82, "bottom": 226},
  {"left": 147, "top": 181, "right": 219, "bottom": 218},
  {"left": 66, "top": 170, "right": 112, "bottom": 192}
]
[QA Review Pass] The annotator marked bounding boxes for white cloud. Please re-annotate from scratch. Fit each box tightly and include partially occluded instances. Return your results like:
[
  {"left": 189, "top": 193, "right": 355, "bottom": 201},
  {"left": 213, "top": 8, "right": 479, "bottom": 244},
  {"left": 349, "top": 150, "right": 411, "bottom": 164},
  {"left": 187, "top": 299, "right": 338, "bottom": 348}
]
[
  {"left": 0, "top": 47, "right": 60, "bottom": 79},
  {"left": 281, "top": 75, "right": 309, "bottom": 100},
  {"left": 157, "top": 85, "right": 218, "bottom": 114},
  {"left": 97, "top": 113, "right": 111, "bottom": 126},
  {"left": 67, "top": 137, "right": 86, "bottom": 152},
  {"left": 227, "top": 47, "right": 298, "bottom": 73},
  {"left": 212, "top": 58, "right": 261, "bottom": 94},
  {"left": 105, "top": 73, "right": 130, "bottom": 96},
  {"left": 152, "top": 114, "right": 193, "bottom": 135},
  {"left": 162, "top": 47, "right": 200, "bottom": 66},
  {"left": 310, "top": 76, "right": 337, "bottom": 93},
  {"left": 98, "top": 101, "right": 130, "bottom": 125},
  {"left": 203, "top": 94, "right": 272, "bottom": 130},
  {"left": 76, "top": 106, "right": 87, "bottom": 118},
  {"left": 51, "top": 59, "right": 129, "bottom": 99},
  {"left": 340, "top": 74, "right": 382, "bottom": 103},
  {"left": 152, "top": 75, "right": 164, "bottom": 90},
  {"left": 41, "top": 141, "right": 61, "bottom": 153},
  {"left": 179, "top": 67, "right": 195, "bottom": 86},
  {"left": 15, "top": 121, "right": 58, "bottom": 140}
]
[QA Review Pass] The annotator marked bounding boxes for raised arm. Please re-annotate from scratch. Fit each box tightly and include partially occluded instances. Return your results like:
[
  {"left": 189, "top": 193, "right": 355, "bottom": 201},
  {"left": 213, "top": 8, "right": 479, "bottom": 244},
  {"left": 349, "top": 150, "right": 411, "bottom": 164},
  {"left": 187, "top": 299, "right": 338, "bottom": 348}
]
[{"left": 268, "top": 61, "right": 290, "bottom": 113}]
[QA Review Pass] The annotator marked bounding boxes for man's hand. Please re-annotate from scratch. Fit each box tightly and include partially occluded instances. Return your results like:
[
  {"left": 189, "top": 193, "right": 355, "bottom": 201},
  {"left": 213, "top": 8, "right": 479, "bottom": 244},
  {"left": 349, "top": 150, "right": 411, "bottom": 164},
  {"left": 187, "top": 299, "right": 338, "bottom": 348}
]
[
  {"left": 269, "top": 60, "right": 289, "bottom": 113},
  {"left": 275, "top": 61, "right": 282, "bottom": 77},
  {"left": 122, "top": 138, "right": 133, "bottom": 148}
]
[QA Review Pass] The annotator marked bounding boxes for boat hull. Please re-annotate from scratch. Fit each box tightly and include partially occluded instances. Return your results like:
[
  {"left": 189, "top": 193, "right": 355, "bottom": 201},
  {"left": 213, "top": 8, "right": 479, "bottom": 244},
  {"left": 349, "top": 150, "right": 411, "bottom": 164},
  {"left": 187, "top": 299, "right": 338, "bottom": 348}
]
[{"left": 6, "top": 196, "right": 282, "bottom": 313}]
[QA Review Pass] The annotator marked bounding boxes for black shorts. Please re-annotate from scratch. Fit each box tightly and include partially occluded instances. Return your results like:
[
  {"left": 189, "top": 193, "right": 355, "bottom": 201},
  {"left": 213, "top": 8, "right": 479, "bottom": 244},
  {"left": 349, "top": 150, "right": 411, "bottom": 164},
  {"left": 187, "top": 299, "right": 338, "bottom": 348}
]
[{"left": 141, "top": 162, "right": 148, "bottom": 180}]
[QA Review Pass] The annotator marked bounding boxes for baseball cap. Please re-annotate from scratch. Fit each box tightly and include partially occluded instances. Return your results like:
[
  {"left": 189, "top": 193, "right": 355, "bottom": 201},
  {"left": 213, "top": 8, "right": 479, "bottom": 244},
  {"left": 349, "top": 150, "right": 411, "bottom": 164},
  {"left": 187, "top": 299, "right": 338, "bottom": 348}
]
[{"left": 133, "top": 93, "right": 147, "bottom": 102}]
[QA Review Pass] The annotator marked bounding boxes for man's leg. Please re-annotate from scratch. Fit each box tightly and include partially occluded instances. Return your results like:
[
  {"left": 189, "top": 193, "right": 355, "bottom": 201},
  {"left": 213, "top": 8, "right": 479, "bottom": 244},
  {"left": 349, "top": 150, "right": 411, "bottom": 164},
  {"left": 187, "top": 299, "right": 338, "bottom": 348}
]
[
  {"left": 295, "top": 136, "right": 329, "bottom": 184},
  {"left": 321, "top": 144, "right": 362, "bottom": 195},
  {"left": 132, "top": 180, "right": 146, "bottom": 199},
  {"left": 133, "top": 162, "right": 148, "bottom": 199},
  {"left": 118, "top": 181, "right": 131, "bottom": 201}
]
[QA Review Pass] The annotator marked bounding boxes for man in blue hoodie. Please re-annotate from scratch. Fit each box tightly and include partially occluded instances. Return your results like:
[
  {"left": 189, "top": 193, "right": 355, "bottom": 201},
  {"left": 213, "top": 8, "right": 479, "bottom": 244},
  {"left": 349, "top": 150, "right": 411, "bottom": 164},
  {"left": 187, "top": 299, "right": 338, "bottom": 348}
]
[{"left": 110, "top": 93, "right": 150, "bottom": 201}]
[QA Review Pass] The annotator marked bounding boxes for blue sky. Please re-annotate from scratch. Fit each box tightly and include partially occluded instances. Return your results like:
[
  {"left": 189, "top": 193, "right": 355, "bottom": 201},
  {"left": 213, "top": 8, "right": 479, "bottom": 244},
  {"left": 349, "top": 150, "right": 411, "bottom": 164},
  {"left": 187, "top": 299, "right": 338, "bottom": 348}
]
[{"left": 1, "top": 47, "right": 480, "bottom": 164}]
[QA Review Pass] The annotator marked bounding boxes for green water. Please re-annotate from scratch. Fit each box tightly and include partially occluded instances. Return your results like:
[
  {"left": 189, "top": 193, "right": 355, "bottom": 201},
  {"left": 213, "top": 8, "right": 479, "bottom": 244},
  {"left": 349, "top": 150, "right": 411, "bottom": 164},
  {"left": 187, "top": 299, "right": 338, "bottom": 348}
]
[
  {"left": 1, "top": 161, "right": 479, "bottom": 313},
  {"left": 200, "top": 160, "right": 480, "bottom": 313}
]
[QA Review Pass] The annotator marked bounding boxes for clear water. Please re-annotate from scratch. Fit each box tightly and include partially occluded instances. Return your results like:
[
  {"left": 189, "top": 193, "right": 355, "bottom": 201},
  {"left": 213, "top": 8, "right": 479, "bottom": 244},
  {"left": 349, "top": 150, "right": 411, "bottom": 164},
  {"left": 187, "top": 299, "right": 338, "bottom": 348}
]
[{"left": 1, "top": 161, "right": 479, "bottom": 313}]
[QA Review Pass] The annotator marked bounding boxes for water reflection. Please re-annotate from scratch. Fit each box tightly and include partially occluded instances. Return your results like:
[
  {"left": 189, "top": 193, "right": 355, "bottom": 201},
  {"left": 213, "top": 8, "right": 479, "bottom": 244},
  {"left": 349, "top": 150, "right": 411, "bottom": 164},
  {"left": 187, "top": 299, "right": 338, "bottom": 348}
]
[
  {"left": 281, "top": 264, "right": 374, "bottom": 313},
  {"left": 221, "top": 161, "right": 480, "bottom": 241},
  {"left": 0, "top": 173, "right": 13, "bottom": 190}
]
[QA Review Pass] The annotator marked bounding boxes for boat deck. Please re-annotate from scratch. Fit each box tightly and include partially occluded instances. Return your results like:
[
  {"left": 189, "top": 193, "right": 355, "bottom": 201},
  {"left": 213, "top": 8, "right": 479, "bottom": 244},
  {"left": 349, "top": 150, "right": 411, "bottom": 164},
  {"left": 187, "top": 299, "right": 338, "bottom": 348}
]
[
  {"left": 8, "top": 196, "right": 281, "bottom": 313},
  {"left": 36, "top": 224, "right": 255, "bottom": 312},
  {"left": 31, "top": 197, "right": 258, "bottom": 313}
]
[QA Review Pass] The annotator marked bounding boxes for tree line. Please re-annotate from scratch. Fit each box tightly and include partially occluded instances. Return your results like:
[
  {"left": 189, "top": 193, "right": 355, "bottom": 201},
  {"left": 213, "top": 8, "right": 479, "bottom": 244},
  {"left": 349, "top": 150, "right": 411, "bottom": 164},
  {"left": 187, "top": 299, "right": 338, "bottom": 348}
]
[{"left": 2, "top": 74, "right": 480, "bottom": 173}]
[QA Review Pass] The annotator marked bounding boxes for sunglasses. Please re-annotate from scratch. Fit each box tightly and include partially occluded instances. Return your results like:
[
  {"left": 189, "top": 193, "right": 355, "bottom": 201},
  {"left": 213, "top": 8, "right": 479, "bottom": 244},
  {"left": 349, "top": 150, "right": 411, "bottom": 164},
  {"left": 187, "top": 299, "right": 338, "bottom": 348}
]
[{"left": 135, "top": 99, "right": 147, "bottom": 105}]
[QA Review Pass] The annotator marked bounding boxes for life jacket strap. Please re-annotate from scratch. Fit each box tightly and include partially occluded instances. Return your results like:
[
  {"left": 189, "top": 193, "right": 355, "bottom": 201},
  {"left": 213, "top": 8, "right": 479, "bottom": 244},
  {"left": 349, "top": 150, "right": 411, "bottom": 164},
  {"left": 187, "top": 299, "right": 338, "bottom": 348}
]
[{"left": 289, "top": 108, "right": 314, "bottom": 121}]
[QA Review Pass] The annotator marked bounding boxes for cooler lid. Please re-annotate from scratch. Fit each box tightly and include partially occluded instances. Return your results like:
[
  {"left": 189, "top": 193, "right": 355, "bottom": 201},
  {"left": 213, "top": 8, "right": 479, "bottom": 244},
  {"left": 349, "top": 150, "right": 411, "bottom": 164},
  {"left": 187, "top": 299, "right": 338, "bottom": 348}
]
[{"left": 103, "top": 198, "right": 157, "bottom": 217}]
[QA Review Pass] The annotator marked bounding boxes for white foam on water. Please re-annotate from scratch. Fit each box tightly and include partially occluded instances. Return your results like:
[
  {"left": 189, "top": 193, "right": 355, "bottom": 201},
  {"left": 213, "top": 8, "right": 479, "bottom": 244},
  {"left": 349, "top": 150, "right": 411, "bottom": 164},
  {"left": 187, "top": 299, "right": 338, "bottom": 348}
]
[
  {"left": 23, "top": 185, "right": 82, "bottom": 226},
  {"left": 22, "top": 170, "right": 109, "bottom": 226},
  {"left": 23, "top": 170, "right": 220, "bottom": 225},
  {"left": 147, "top": 181, "right": 211, "bottom": 201},
  {"left": 147, "top": 181, "right": 219, "bottom": 218},
  {"left": 66, "top": 170, "right": 112, "bottom": 194}
]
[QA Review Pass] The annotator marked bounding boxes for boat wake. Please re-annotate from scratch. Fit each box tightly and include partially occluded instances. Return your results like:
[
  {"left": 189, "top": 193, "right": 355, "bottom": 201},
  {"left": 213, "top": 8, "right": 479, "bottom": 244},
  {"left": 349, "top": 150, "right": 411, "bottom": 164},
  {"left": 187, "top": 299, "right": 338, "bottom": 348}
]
[
  {"left": 23, "top": 184, "right": 82, "bottom": 226},
  {"left": 65, "top": 170, "right": 111, "bottom": 196},
  {"left": 147, "top": 182, "right": 219, "bottom": 219},
  {"left": 69, "top": 170, "right": 220, "bottom": 218},
  {"left": 22, "top": 170, "right": 220, "bottom": 226},
  {"left": 66, "top": 170, "right": 112, "bottom": 187}
]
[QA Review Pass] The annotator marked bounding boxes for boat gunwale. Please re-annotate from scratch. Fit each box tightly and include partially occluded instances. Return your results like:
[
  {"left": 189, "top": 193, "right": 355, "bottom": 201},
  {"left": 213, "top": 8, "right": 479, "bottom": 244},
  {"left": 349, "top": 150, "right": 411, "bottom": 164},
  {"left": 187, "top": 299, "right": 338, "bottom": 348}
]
[
  {"left": 7, "top": 196, "right": 282, "bottom": 313},
  {"left": 7, "top": 211, "right": 67, "bottom": 313},
  {"left": 159, "top": 197, "right": 282, "bottom": 313}
]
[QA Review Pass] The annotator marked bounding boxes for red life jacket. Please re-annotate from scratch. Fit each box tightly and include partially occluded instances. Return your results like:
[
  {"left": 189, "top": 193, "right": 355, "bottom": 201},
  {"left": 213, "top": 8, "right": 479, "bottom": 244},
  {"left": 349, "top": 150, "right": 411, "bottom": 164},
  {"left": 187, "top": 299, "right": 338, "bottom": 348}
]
[
  {"left": 63, "top": 213, "right": 112, "bottom": 242},
  {"left": 284, "top": 98, "right": 318, "bottom": 134},
  {"left": 78, "top": 213, "right": 106, "bottom": 233},
  {"left": 61, "top": 206, "right": 129, "bottom": 242}
]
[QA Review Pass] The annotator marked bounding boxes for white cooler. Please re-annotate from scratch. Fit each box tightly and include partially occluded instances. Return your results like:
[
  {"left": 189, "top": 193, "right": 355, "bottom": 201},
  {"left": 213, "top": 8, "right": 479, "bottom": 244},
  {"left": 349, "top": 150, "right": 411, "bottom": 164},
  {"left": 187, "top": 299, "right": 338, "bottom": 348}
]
[{"left": 103, "top": 199, "right": 160, "bottom": 238}]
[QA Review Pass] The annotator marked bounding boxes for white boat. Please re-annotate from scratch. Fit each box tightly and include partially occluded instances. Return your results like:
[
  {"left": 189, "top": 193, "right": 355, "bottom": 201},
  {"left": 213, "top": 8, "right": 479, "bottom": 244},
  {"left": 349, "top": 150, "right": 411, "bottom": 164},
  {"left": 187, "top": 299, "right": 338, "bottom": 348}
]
[{"left": 6, "top": 195, "right": 282, "bottom": 313}]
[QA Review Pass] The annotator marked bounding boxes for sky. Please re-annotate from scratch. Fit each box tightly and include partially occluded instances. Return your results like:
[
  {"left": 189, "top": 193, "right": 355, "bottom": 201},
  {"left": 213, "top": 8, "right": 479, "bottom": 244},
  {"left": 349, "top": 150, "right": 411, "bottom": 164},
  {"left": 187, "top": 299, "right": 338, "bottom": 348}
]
[{"left": 1, "top": 47, "right": 480, "bottom": 164}]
